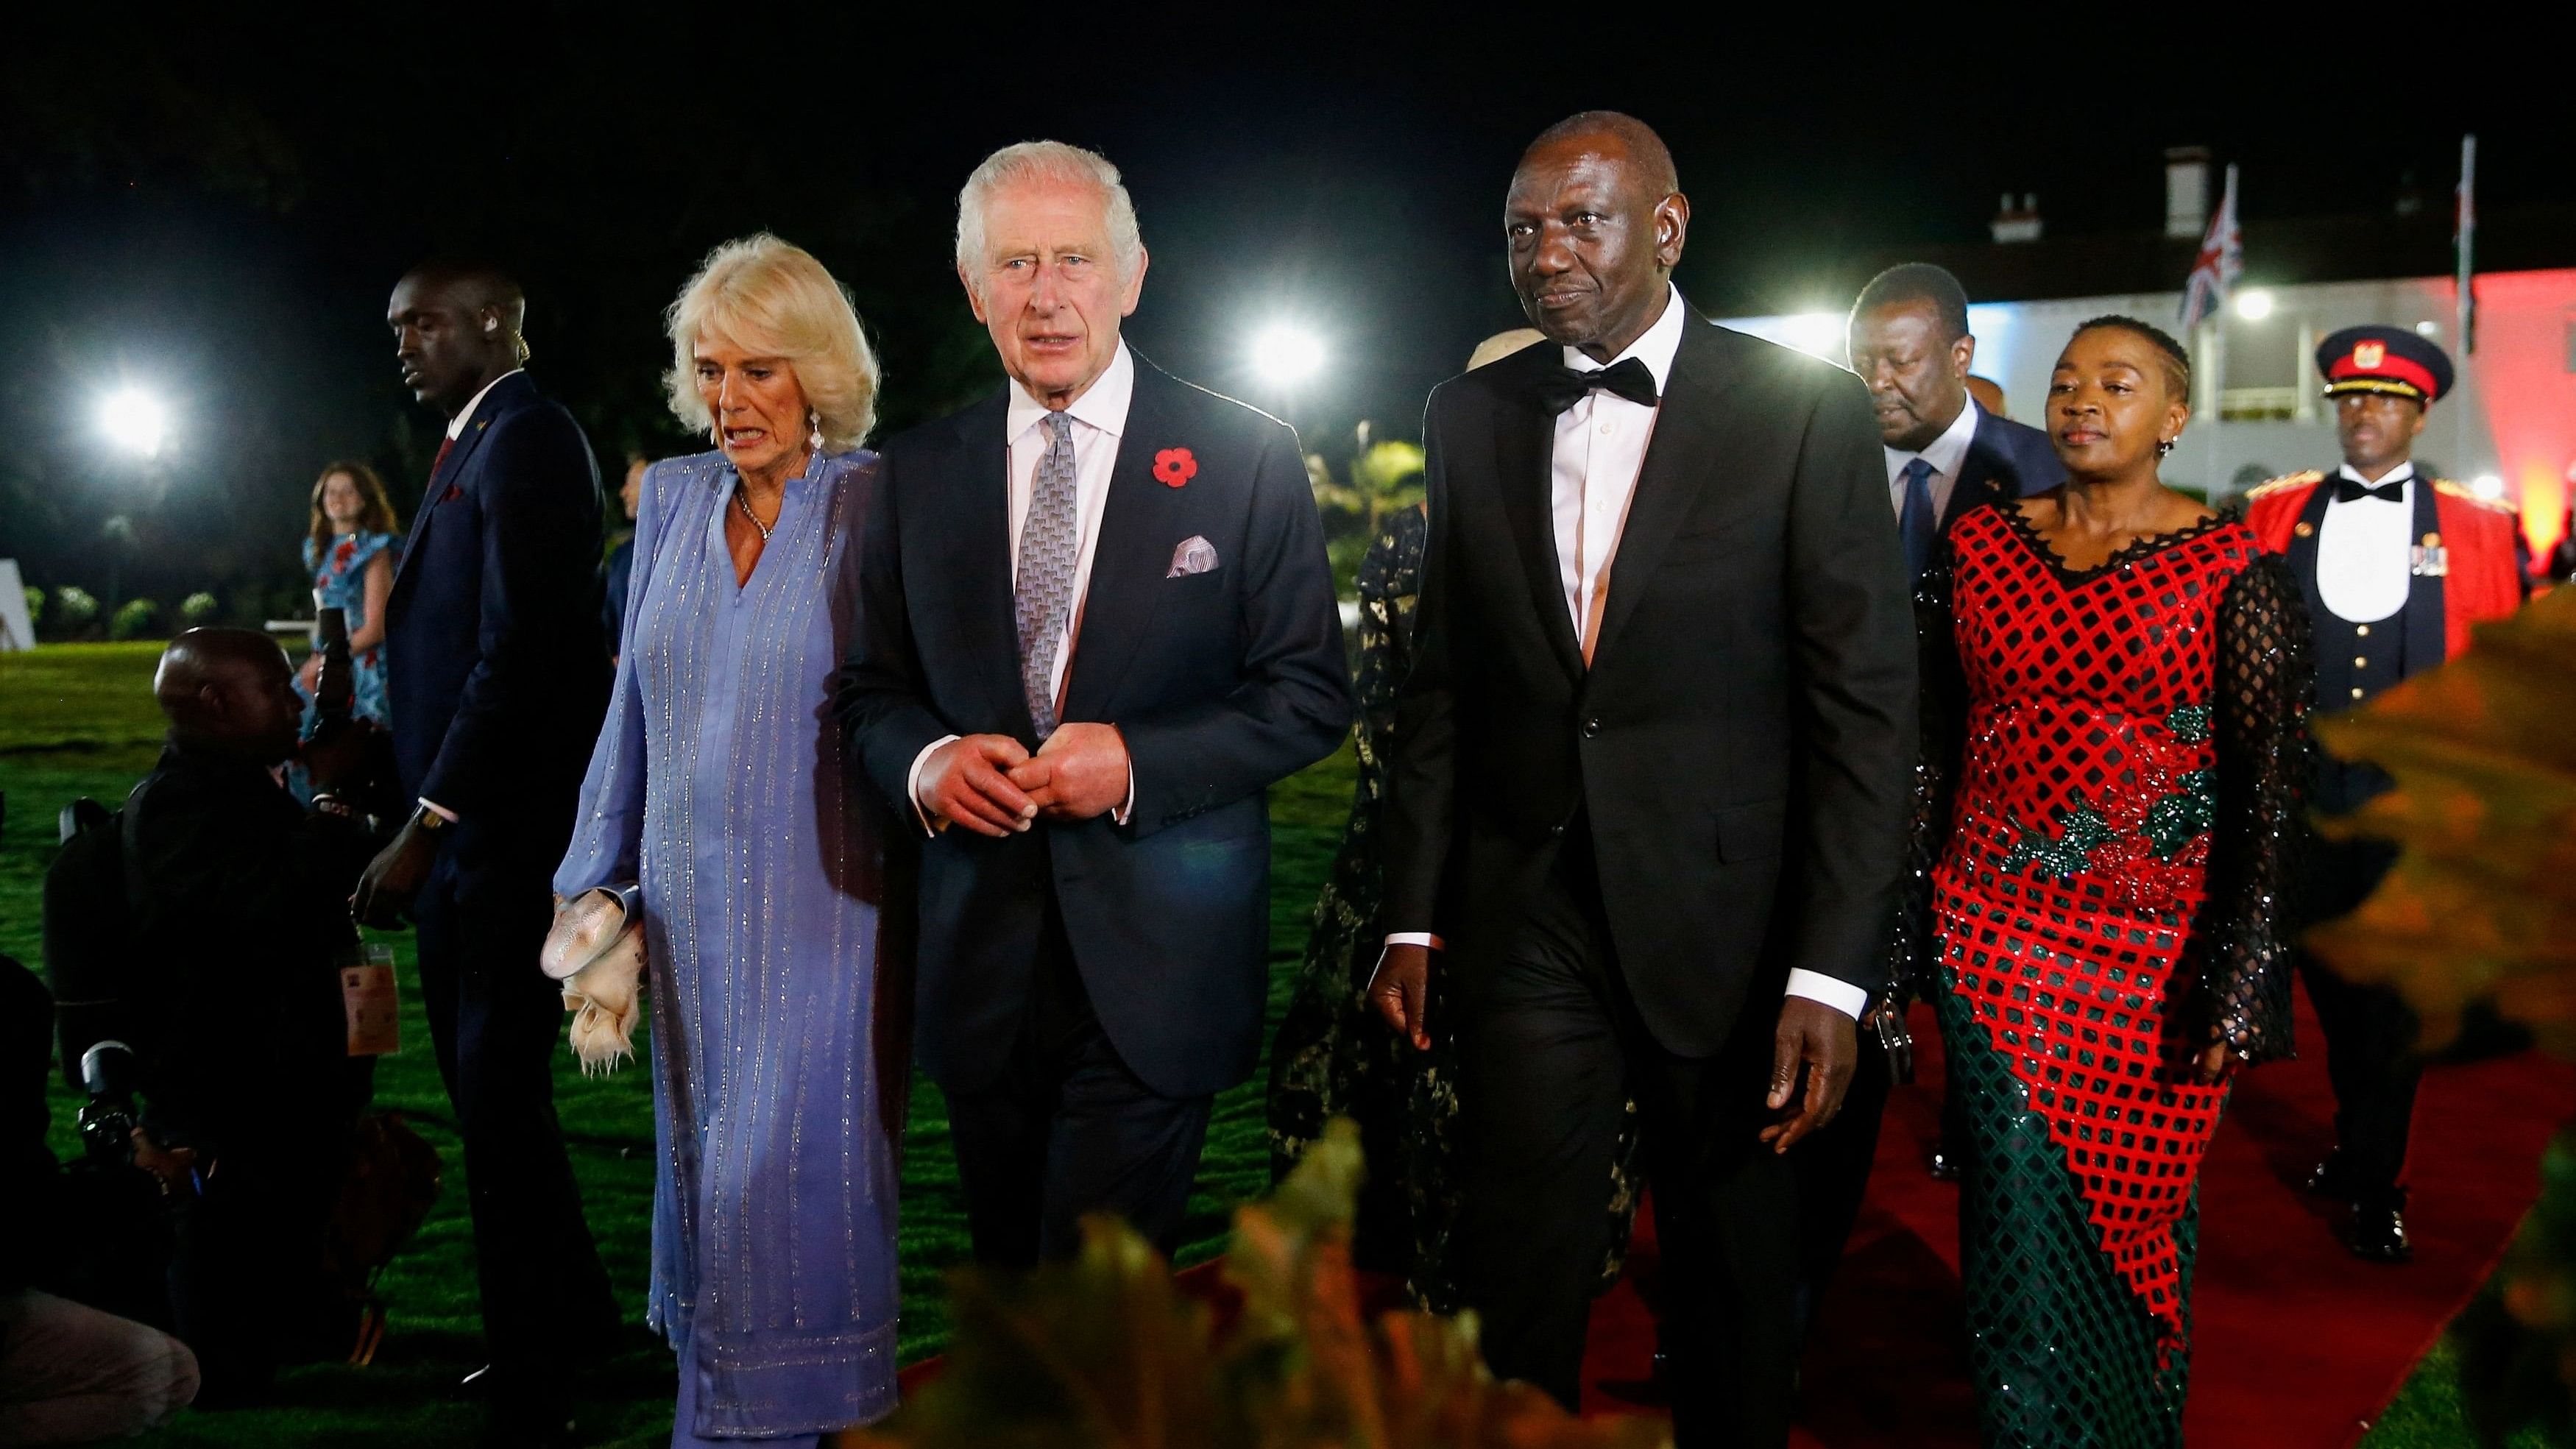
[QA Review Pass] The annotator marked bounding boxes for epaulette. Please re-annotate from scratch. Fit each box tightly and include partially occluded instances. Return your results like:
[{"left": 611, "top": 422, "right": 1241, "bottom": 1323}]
[
  {"left": 2243, "top": 470, "right": 2324, "bottom": 501},
  {"left": 2430, "top": 478, "right": 2519, "bottom": 515}
]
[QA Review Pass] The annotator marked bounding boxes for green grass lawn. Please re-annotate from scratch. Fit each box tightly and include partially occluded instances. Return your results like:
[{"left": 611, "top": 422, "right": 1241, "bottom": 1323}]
[{"left": 0, "top": 642, "right": 2523, "bottom": 1446}]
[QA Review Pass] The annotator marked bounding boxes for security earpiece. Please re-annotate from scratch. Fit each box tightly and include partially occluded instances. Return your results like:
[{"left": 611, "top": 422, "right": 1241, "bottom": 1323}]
[{"left": 484, "top": 319, "right": 498, "bottom": 333}]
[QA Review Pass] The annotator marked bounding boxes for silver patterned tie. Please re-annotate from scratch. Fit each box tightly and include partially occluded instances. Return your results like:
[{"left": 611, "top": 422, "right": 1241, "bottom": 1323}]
[{"left": 1014, "top": 410, "right": 1080, "bottom": 737}]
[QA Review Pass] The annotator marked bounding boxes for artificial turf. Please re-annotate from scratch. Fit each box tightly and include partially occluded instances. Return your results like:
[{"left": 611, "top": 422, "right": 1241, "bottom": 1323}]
[{"left": 0, "top": 642, "right": 2528, "bottom": 1446}]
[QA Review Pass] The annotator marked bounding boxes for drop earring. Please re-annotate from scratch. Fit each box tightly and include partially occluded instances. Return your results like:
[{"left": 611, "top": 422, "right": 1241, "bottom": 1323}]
[
  {"left": 2156, "top": 437, "right": 2176, "bottom": 457},
  {"left": 807, "top": 409, "right": 824, "bottom": 453}
]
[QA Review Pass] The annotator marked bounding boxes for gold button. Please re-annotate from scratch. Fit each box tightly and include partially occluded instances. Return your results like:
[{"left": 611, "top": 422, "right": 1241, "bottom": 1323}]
[
  {"left": 2351, "top": 687, "right": 2366, "bottom": 699},
  {"left": 2294, "top": 521, "right": 2316, "bottom": 538},
  {"left": 2356, "top": 625, "right": 2370, "bottom": 637},
  {"left": 2355, "top": 656, "right": 2369, "bottom": 668}
]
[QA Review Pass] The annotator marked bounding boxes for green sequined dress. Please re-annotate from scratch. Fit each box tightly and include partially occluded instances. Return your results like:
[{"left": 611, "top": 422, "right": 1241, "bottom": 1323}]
[{"left": 1898, "top": 507, "right": 2309, "bottom": 1448}]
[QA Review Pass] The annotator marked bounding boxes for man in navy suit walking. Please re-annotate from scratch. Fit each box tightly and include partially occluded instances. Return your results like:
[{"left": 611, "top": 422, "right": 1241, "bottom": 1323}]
[
  {"left": 840, "top": 141, "right": 1350, "bottom": 1267},
  {"left": 354, "top": 262, "right": 616, "bottom": 1447},
  {"left": 1847, "top": 263, "right": 2064, "bottom": 582}
]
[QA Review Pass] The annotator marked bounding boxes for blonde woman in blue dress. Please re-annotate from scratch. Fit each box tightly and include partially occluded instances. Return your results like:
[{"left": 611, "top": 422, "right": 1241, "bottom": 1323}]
[{"left": 556, "top": 235, "right": 901, "bottom": 1446}]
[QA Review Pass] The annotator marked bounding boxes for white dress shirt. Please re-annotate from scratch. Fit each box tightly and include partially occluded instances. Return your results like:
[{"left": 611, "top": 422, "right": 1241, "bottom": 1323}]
[
  {"left": 445, "top": 368, "right": 523, "bottom": 442},
  {"left": 416, "top": 369, "right": 526, "bottom": 826},
  {"left": 2315, "top": 462, "right": 2416, "bottom": 624},
  {"left": 1882, "top": 397, "right": 1982, "bottom": 523},
  {"left": 1387, "top": 286, "right": 1864, "bottom": 1021},
  {"left": 906, "top": 344, "right": 1138, "bottom": 832}
]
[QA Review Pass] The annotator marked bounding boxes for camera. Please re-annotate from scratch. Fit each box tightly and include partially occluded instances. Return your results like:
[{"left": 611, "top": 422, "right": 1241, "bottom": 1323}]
[{"left": 77, "top": 1039, "right": 141, "bottom": 1166}]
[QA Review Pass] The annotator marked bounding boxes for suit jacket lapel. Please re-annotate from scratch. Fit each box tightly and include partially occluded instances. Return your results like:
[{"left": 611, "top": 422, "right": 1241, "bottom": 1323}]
[
  {"left": 1494, "top": 350, "right": 1585, "bottom": 681},
  {"left": 391, "top": 390, "right": 510, "bottom": 595},
  {"left": 1590, "top": 311, "right": 1730, "bottom": 667},
  {"left": 1059, "top": 364, "right": 1171, "bottom": 723},
  {"left": 1944, "top": 411, "right": 2014, "bottom": 531},
  {"left": 941, "top": 392, "right": 1029, "bottom": 732}
]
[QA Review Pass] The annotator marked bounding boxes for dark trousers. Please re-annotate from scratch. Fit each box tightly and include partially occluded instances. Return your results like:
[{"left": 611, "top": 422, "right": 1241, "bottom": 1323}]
[
  {"left": 413, "top": 849, "right": 615, "bottom": 1373},
  {"left": 166, "top": 1135, "right": 343, "bottom": 1403},
  {"left": 1790, "top": 1025, "right": 1889, "bottom": 1335},
  {"left": 2298, "top": 946, "right": 2422, "bottom": 1201},
  {"left": 944, "top": 895, "right": 1215, "bottom": 1269},
  {"left": 2296, "top": 837, "right": 2420, "bottom": 1203},
  {"left": 1455, "top": 834, "right": 1800, "bottom": 1448}
]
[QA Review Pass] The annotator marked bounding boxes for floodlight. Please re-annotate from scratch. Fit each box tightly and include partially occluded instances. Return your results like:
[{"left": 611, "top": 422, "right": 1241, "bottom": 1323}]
[
  {"left": 1783, "top": 312, "right": 1845, "bottom": 361},
  {"left": 1251, "top": 326, "right": 1326, "bottom": 387},
  {"left": 99, "top": 388, "right": 169, "bottom": 458},
  {"left": 2233, "top": 289, "right": 2274, "bottom": 322},
  {"left": 2471, "top": 474, "right": 2506, "bottom": 500}
]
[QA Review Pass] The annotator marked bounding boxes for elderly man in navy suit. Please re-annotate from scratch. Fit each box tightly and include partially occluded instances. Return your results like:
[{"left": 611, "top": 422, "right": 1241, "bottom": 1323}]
[
  {"left": 840, "top": 141, "right": 1350, "bottom": 1268},
  {"left": 1848, "top": 263, "right": 2064, "bottom": 581},
  {"left": 353, "top": 262, "right": 616, "bottom": 1448}
]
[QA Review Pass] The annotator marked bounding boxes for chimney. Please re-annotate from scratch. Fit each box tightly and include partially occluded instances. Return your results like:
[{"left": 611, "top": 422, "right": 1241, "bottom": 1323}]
[
  {"left": 2165, "top": 146, "right": 2211, "bottom": 239},
  {"left": 1992, "top": 192, "right": 2042, "bottom": 244}
]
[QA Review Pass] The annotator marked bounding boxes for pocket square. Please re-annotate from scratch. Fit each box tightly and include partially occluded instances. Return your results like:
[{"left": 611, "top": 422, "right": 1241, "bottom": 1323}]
[{"left": 1167, "top": 536, "right": 1220, "bottom": 577}]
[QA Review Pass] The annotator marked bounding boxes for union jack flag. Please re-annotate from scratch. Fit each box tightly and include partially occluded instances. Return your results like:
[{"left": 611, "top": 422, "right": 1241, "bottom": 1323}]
[{"left": 2179, "top": 164, "right": 2241, "bottom": 331}]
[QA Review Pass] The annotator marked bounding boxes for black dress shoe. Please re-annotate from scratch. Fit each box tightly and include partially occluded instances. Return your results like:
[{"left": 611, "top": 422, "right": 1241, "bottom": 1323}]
[{"left": 2341, "top": 1200, "right": 2413, "bottom": 1262}]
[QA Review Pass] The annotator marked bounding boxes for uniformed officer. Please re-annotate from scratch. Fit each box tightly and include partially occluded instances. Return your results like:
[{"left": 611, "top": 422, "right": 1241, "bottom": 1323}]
[{"left": 2243, "top": 325, "right": 2527, "bottom": 1261}]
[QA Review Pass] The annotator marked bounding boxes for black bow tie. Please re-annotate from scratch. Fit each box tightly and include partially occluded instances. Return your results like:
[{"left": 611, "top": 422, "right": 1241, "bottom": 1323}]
[
  {"left": 1535, "top": 356, "right": 1660, "bottom": 414},
  {"left": 2333, "top": 477, "right": 2406, "bottom": 505}
]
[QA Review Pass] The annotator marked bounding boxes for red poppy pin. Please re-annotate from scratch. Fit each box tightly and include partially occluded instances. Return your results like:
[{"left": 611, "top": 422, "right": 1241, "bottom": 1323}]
[
  {"left": 442, "top": 483, "right": 463, "bottom": 503},
  {"left": 1153, "top": 447, "right": 1197, "bottom": 489}
]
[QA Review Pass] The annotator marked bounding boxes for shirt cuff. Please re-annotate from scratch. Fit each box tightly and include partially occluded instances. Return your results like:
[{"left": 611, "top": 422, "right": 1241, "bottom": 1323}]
[
  {"left": 1112, "top": 762, "right": 1136, "bottom": 827},
  {"left": 1785, "top": 968, "right": 1868, "bottom": 1021},
  {"left": 417, "top": 797, "right": 458, "bottom": 823},
  {"left": 905, "top": 735, "right": 960, "bottom": 837},
  {"left": 1384, "top": 932, "right": 1445, "bottom": 952}
]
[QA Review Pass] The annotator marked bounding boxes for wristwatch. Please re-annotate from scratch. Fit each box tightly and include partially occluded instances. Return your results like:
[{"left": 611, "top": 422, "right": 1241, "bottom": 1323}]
[{"left": 412, "top": 804, "right": 455, "bottom": 836}]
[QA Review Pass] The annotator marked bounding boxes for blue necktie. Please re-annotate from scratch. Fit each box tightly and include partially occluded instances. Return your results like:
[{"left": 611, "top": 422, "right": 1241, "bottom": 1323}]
[{"left": 1898, "top": 457, "right": 1937, "bottom": 578}]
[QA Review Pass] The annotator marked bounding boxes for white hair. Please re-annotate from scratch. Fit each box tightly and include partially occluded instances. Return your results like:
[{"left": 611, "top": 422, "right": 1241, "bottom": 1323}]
[
  {"left": 664, "top": 234, "right": 880, "bottom": 452},
  {"left": 954, "top": 141, "right": 1144, "bottom": 297}
]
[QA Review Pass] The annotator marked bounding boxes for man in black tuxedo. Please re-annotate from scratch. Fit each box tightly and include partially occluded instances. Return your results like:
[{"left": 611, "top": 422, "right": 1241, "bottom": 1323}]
[
  {"left": 1371, "top": 113, "right": 1914, "bottom": 1444},
  {"left": 353, "top": 263, "right": 615, "bottom": 1445},
  {"left": 1801, "top": 262, "right": 2067, "bottom": 1275},
  {"left": 841, "top": 141, "right": 1350, "bottom": 1266}
]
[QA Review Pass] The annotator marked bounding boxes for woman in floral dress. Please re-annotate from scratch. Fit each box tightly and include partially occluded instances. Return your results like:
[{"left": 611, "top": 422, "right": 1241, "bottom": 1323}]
[
  {"left": 1899, "top": 316, "right": 2310, "bottom": 1448},
  {"left": 297, "top": 459, "right": 400, "bottom": 726}
]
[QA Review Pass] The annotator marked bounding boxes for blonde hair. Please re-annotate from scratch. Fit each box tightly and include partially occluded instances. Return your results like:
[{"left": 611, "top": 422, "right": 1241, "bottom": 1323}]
[
  {"left": 955, "top": 141, "right": 1144, "bottom": 299},
  {"left": 663, "top": 234, "right": 880, "bottom": 452}
]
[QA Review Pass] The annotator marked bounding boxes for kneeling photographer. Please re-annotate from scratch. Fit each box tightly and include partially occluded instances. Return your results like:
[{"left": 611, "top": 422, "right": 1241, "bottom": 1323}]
[{"left": 47, "top": 626, "right": 397, "bottom": 1404}]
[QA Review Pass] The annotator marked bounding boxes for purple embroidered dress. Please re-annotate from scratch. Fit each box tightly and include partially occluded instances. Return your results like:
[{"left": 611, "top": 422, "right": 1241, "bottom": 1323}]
[{"left": 556, "top": 450, "right": 899, "bottom": 1442}]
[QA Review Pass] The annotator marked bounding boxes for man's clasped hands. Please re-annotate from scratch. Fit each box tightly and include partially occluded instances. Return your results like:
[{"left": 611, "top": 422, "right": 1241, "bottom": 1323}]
[{"left": 916, "top": 724, "right": 1131, "bottom": 835}]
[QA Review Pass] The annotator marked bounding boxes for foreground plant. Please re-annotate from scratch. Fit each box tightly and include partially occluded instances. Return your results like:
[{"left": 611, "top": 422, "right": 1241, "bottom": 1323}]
[
  {"left": 849, "top": 1118, "right": 1667, "bottom": 1449},
  {"left": 2304, "top": 586, "right": 2576, "bottom": 1443}
]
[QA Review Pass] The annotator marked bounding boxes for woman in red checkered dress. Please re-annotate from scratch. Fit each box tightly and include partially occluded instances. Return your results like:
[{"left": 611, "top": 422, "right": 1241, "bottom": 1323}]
[{"left": 1895, "top": 318, "right": 2310, "bottom": 1448}]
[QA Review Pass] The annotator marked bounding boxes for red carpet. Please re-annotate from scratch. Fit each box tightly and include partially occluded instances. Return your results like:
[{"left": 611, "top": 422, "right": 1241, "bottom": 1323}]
[
  {"left": 1586, "top": 988, "right": 2576, "bottom": 1448},
  {"left": 902, "top": 987, "right": 2573, "bottom": 1447}
]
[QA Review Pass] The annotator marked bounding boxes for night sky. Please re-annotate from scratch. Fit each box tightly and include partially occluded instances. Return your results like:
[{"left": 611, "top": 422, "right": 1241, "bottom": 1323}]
[{"left": 6, "top": 10, "right": 2572, "bottom": 608}]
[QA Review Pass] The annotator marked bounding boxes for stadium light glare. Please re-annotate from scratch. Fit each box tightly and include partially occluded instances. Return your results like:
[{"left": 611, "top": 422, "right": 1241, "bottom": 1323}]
[
  {"left": 99, "top": 388, "right": 170, "bottom": 458},
  {"left": 2233, "top": 289, "right": 2275, "bottom": 322},
  {"left": 2471, "top": 474, "right": 2507, "bottom": 501},
  {"left": 1250, "top": 325, "right": 1326, "bottom": 387},
  {"left": 1781, "top": 311, "right": 1846, "bottom": 361}
]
